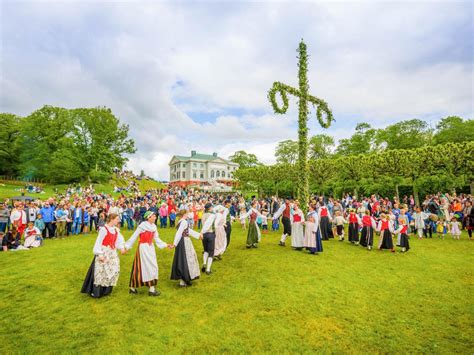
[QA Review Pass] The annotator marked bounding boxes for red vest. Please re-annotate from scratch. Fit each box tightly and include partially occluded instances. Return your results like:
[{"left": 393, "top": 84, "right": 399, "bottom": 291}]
[
  {"left": 293, "top": 214, "right": 302, "bottom": 222},
  {"left": 320, "top": 207, "right": 328, "bottom": 217},
  {"left": 362, "top": 215, "right": 372, "bottom": 227},
  {"left": 139, "top": 230, "right": 154, "bottom": 244},
  {"left": 349, "top": 214, "right": 358, "bottom": 223},
  {"left": 283, "top": 204, "right": 291, "bottom": 218},
  {"left": 250, "top": 211, "right": 257, "bottom": 222},
  {"left": 102, "top": 227, "right": 118, "bottom": 249},
  {"left": 400, "top": 225, "right": 408, "bottom": 234},
  {"left": 380, "top": 220, "right": 389, "bottom": 231}
]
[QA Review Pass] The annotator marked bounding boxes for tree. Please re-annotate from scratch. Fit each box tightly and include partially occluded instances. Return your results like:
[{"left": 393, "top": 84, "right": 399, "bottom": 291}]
[
  {"left": 275, "top": 140, "right": 299, "bottom": 165},
  {"left": 433, "top": 116, "right": 474, "bottom": 145},
  {"left": 229, "top": 150, "right": 261, "bottom": 168},
  {"left": 375, "top": 119, "right": 432, "bottom": 150},
  {"left": 0, "top": 113, "right": 22, "bottom": 176},
  {"left": 69, "top": 107, "right": 136, "bottom": 179},
  {"left": 308, "top": 134, "right": 334, "bottom": 160},
  {"left": 336, "top": 122, "right": 377, "bottom": 156}
]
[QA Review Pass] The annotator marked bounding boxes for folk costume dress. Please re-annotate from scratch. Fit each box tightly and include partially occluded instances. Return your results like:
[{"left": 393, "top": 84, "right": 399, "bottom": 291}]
[
  {"left": 394, "top": 224, "right": 410, "bottom": 252},
  {"left": 245, "top": 208, "right": 261, "bottom": 248},
  {"left": 360, "top": 215, "right": 377, "bottom": 249},
  {"left": 319, "top": 206, "right": 333, "bottom": 240},
  {"left": 214, "top": 210, "right": 227, "bottom": 257},
  {"left": 171, "top": 219, "right": 201, "bottom": 285},
  {"left": 304, "top": 211, "right": 323, "bottom": 253},
  {"left": 23, "top": 226, "right": 42, "bottom": 248},
  {"left": 10, "top": 209, "right": 27, "bottom": 237},
  {"left": 81, "top": 226, "right": 125, "bottom": 298},
  {"left": 290, "top": 209, "right": 305, "bottom": 249},
  {"left": 347, "top": 212, "right": 361, "bottom": 244},
  {"left": 378, "top": 220, "right": 394, "bottom": 250},
  {"left": 125, "top": 221, "right": 167, "bottom": 288}
]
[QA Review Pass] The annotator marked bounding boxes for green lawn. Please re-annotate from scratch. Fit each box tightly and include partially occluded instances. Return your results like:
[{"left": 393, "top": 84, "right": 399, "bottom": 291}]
[{"left": 0, "top": 226, "right": 472, "bottom": 353}]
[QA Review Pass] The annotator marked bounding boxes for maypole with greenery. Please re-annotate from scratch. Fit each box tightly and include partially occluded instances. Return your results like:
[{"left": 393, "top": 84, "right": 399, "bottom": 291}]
[{"left": 268, "top": 40, "right": 333, "bottom": 209}]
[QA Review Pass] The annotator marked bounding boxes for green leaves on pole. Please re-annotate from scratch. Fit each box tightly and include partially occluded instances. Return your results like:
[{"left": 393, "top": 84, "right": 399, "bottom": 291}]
[{"left": 268, "top": 40, "right": 334, "bottom": 209}]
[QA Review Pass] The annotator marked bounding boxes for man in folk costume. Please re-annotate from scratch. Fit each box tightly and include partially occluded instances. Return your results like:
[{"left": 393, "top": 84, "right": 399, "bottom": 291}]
[
  {"left": 10, "top": 203, "right": 27, "bottom": 237},
  {"left": 170, "top": 208, "right": 202, "bottom": 287},
  {"left": 273, "top": 198, "right": 293, "bottom": 247},
  {"left": 223, "top": 200, "right": 232, "bottom": 248},
  {"left": 125, "top": 211, "right": 171, "bottom": 296},
  {"left": 200, "top": 203, "right": 216, "bottom": 275}
]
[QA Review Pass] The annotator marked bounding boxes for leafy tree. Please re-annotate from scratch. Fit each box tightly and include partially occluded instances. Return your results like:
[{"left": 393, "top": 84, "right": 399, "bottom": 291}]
[
  {"left": 375, "top": 119, "right": 431, "bottom": 150},
  {"left": 433, "top": 116, "right": 474, "bottom": 145},
  {"left": 335, "top": 123, "right": 377, "bottom": 155},
  {"left": 229, "top": 150, "right": 261, "bottom": 168},
  {"left": 308, "top": 134, "right": 334, "bottom": 160},
  {"left": 275, "top": 140, "right": 298, "bottom": 165},
  {"left": 0, "top": 113, "right": 22, "bottom": 176}
]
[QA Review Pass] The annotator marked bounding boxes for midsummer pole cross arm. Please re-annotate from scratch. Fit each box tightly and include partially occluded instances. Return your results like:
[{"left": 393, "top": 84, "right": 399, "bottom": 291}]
[{"left": 267, "top": 40, "right": 334, "bottom": 209}]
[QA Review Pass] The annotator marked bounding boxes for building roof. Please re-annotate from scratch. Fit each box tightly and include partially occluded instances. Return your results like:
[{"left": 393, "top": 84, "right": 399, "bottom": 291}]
[{"left": 169, "top": 151, "right": 239, "bottom": 166}]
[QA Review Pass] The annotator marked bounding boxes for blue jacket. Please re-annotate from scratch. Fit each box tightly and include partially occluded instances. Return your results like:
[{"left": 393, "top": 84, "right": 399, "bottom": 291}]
[{"left": 40, "top": 206, "right": 55, "bottom": 223}]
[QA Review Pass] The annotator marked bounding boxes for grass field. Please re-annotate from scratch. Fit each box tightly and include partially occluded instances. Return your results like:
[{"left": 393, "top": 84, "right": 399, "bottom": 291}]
[{"left": 0, "top": 226, "right": 472, "bottom": 353}]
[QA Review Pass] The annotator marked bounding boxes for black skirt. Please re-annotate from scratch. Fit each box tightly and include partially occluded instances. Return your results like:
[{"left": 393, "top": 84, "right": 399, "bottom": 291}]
[
  {"left": 348, "top": 223, "right": 359, "bottom": 242},
  {"left": 360, "top": 226, "right": 373, "bottom": 247},
  {"left": 171, "top": 238, "right": 192, "bottom": 283},
  {"left": 380, "top": 229, "right": 394, "bottom": 250},
  {"left": 81, "top": 256, "right": 113, "bottom": 298},
  {"left": 320, "top": 216, "right": 331, "bottom": 240},
  {"left": 400, "top": 233, "right": 410, "bottom": 251}
]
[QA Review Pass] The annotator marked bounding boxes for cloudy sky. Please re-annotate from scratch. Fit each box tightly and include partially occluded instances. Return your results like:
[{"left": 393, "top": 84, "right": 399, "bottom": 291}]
[{"left": 1, "top": 0, "right": 472, "bottom": 180}]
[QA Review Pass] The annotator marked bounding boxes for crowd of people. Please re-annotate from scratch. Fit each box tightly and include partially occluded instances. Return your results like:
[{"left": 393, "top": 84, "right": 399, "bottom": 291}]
[{"left": 1, "top": 185, "right": 472, "bottom": 297}]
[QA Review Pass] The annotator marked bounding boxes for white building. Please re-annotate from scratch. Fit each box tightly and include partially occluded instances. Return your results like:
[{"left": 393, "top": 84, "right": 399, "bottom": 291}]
[{"left": 168, "top": 151, "right": 239, "bottom": 188}]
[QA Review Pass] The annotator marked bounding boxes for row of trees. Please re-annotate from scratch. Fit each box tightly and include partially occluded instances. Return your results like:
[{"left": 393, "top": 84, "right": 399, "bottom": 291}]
[
  {"left": 0, "top": 106, "right": 136, "bottom": 183},
  {"left": 229, "top": 117, "right": 473, "bottom": 168},
  {"left": 234, "top": 142, "right": 474, "bottom": 205}
]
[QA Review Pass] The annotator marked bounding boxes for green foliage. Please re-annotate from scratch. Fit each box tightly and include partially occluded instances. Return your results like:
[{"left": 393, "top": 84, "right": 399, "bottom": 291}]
[
  {"left": 1, "top": 105, "right": 136, "bottom": 183},
  {"left": 228, "top": 150, "right": 261, "bottom": 168},
  {"left": 275, "top": 140, "right": 299, "bottom": 165},
  {"left": 0, "top": 228, "right": 471, "bottom": 353},
  {"left": 375, "top": 119, "right": 432, "bottom": 150},
  {"left": 308, "top": 134, "right": 335, "bottom": 159},
  {"left": 335, "top": 123, "right": 377, "bottom": 156},
  {"left": 433, "top": 116, "right": 474, "bottom": 145}
]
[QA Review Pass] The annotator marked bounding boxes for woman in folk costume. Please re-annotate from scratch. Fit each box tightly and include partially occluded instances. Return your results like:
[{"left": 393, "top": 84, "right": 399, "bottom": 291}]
[
  {"left": 213, "top": 205, "right": 227, "bottom": 259},
  {"left": 125, "top": 211, "right": 171, "bottom": 296},
  {"left": 360, "top": 209, "right": 377, "bottom": 250},
  {"left": 244, "top": 201, "right": 262, "bottom": 248},
  {"left": 23, "top": 222, "right": 43, "bottom": 248},
  {"left": 318, "top": 202, "right": 333, "bottom": 240},
  {"left": 273, "top": 198, "right": 292, "bottom": 247},
  {"left": 170, "top": 209, "right": 202, "bottom": 287},
  {"left": 290, "top": 202, "right": 305, "bottom": 250},
  {"left": 394, "top": 217, "right": 410, "bottom": 252},
  {"left": 81, "top": 213, "right": 125, "bottom": 298},
  {"left": 347, "top": 208, "right": 361, "bottom": 244},
  {"left": 10, "top": 203, "right": 27, "bottom": 238},
  {"left": 304, "top": 204, "right": 323, "bottom": 255},
  {"left": 377, "top": 214, "right": 395, "bottom": 252}
]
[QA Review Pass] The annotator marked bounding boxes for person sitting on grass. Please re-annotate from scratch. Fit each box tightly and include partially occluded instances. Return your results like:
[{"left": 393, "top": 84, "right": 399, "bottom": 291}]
[
  {"left": 2, "top": 226, "right": 24, "bottom": 251},
  {"left": 23, "top": 221, "right": 43, "bottom": 248}
]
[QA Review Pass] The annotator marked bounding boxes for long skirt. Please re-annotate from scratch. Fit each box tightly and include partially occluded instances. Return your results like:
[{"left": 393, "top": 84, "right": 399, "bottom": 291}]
[
  {"left": 291, "top": 223, "right": 304, "bottom": 248},
  {"left": 320, "top": 216, "right": 332, "bottom": 240},
  {"left": 247, "top": 222, "right": 259, "bottom": 247},
  {"left": 399, "top": 233, "right": 410, "bottom": 251},
  {"left": 214, "top": 225, "right": 227, "bottom": 256},
  {"left": 81, "top": 248, "right": 119, "bottom": 298},
  {"left": 348, "top": 223, "right": 359, "bottom": 243},
  {"left": 24, "top": 236, "right": 41, "bottom": 248},
  {"left": 360, "top": 226, "right": 373, "bottom": 247},
  {"left": 129, "top": 245, "right": 157, "bottom": 288},
  {"left": 304, "top": 223, "right": 323, "bottom": 253},
  {"left": 282, "top": 216, "right": 291, "bottom": 236},
  {"left": 379, "top": 229, "right": 394, "bottom": 250},
  {"left": 171, "top": 237, "right": 200, "bottom": 283}
]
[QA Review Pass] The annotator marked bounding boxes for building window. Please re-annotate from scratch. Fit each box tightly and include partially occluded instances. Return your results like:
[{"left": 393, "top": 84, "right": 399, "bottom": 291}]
[
  {"left": 193, "top": 163, "right": 197, "bottom": 167},
  {"left": 183, "top": 172, "right": 186, "bottom": 179},
  {"left": 222, "top": 170, "right": 225, "bottom": 178},
  {"left": 211, "top": 170, "right": 215, "bottom": 178},
  {"left": 193, "top": 171, "right": 197, "bottom": 178},
  {"left": 216, "top": 171, "right": 220, "bottom": 178},
  {"left": 177, "top": 172, "right": 180, "bottom": 179},
  {"left": 200, "top": 171, "right": 204, "bottom": 179},
  {"left": 200, "top": 163, "right": 204, "bottom": 168},
  {"left": 182, "top": 163, "right": 186, "bottom": 168}
]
